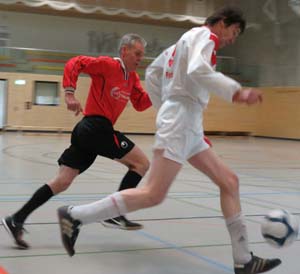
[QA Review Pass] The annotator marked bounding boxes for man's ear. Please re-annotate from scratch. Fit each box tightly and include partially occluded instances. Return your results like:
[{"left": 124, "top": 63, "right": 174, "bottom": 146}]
[
  {"left": 214, "top": 19, "right": 225, "bottom": 31},
  {"left": 220, "top": 19, "right": 226, "bottom": 28},
  {"left": 120, "top": 46, "right": 125, "bottom": 55}
]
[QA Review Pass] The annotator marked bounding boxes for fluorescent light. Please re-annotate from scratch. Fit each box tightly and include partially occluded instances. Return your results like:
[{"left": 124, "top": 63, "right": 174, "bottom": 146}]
[{"left": 14, "top": 79, "right": 26, "bottom": 85}]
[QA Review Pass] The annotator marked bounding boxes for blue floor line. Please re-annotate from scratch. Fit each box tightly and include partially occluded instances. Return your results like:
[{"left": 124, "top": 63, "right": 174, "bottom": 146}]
[
  {"left": 137, "top": 230, "right": 233, "bottom": 273},
  {"left": 1, "top": 190, "right": 300, "bottom": 202}
]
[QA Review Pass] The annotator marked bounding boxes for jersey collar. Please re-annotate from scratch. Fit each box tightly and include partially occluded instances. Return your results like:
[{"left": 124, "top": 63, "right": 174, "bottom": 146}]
[
  {"left": 210, "top": 32, "right": 220, "bottom": 51},
  {"left": 203, "top": 26, "right": 220, "bottom": 51},
  {"left": 114, "top": 57, "right": 129, "bottom": 80}
]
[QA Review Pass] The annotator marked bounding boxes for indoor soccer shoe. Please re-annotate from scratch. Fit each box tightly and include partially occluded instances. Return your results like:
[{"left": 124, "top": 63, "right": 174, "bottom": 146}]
[
  {"left": 234, "top": 252, "right": 281, "bottom": 274},
  {"left": 100, "top": 215, "right": 143, "bottom": 230},
  {"left": 57, "top": 206, "right": 81, "bottom": 257},
  {"left": 2, "top": 216, "right": 29, "bottom": 249}
]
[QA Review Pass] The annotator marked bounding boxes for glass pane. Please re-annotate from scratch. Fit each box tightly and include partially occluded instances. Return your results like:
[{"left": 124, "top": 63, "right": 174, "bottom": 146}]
[{"left": 34, "top": 81, "right": 59, "bottom": 105}]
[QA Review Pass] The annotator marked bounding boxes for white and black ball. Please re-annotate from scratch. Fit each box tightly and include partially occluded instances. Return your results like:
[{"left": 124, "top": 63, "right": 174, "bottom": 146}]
[{"left": 261, "top": 209, "right": 299, "bottom": 248}]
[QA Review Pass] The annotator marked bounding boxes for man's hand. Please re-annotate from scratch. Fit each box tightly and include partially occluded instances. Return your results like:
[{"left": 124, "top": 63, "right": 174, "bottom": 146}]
[
  {"left": 232, "top": 88, "right": 263, "bottom": 105},
  {"left": 65, "top": 93, "right": 83, "bottom": 116}
]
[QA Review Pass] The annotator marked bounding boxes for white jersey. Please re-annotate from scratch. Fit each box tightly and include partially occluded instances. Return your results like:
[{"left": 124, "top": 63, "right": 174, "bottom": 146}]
[{"left": 146, "top": 26, "right": 241, "bottom": 109}]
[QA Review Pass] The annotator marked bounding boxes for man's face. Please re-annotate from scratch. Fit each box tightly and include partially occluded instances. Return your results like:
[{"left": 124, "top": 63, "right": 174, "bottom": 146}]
[
  {"left": 121, "top": 41, "right": 145, "bottom": 72},
  {"left": 218, "top": 22, "right": 241, "bottom": 48}
]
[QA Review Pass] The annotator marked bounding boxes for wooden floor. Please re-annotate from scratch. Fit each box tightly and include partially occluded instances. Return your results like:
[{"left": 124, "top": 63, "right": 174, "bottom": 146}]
[{"left": 0, "top": 132, "right": 299, "bottom": 274}]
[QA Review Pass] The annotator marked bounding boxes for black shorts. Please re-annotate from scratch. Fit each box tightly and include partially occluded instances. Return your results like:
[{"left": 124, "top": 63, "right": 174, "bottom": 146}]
[{"left": 58, "top": 116, "right": 135, "bottom": 173}]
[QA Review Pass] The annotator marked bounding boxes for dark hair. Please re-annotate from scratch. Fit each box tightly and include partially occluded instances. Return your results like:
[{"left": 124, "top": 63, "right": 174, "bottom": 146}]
[{"left": 204, "top": 6, "right": 246, "bottom": 34}]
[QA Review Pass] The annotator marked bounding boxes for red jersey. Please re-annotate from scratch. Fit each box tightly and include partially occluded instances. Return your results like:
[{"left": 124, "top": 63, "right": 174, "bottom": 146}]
[{"left": 63, "top": 56, "right": 152, "bottom": 125}]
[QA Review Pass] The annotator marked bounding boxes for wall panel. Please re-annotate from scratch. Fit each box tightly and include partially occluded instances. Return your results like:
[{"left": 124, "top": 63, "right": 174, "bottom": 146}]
[
  {"left": 255, "top": 87, "right": 300, "bottom": 139},
  {"left": 1, "top": 72, "right": 300, "bottom": 140}
]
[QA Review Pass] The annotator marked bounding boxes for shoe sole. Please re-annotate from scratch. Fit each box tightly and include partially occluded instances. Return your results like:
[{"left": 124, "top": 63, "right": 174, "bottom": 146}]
[
  {"left": 100, "top": 221, "right": 143, "bottom": 231},
  {"left": 57, "top": 207, "right": 75, "bottom": 257},
  {"left": 1, "top": 218, "right": 29, "bottom": 250}
]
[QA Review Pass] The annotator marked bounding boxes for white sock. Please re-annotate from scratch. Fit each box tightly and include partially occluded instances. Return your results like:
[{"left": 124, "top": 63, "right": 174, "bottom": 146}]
[
  {"left": 70, "top": 192, "right": 128, "bottom": 225},
  {"left": 226, "top": 212, "right": 252, "bottom": 265}
]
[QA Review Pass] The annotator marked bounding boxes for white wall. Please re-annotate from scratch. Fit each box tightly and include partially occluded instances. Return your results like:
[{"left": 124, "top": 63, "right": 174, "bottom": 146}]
[
  {"left": 0, "top": 10, "right": 187, "bottom": 56},
  {"left": 2, "top": 1, "right": 299, "bottom": 86},
  {"left": 218, "top": 0, "right": 300, "bottom": 86}
]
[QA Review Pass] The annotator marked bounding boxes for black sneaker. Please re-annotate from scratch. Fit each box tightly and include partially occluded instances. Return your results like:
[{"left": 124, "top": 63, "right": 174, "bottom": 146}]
[
  {"left": 100, "top": 216, "right": 143, "bottom": 230},
  {"left": 2, "top": 216, "right": 29, "bottom": 249},
  {"left": 234, "top": 252, "right": 281, "bottom": 274},
  {"left": 57, "top": 206, "right": 81, "bottom": 257}
]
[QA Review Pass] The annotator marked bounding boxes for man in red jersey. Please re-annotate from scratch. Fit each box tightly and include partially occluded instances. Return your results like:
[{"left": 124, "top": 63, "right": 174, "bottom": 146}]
[{"left": 2, "top": 33, "right": 152, "bottom": 249}]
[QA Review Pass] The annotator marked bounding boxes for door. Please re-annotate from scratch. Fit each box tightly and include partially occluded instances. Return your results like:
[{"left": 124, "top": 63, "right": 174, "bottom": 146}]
[{"left": 0, "top": 79, "right": 7, "bottom": 129}]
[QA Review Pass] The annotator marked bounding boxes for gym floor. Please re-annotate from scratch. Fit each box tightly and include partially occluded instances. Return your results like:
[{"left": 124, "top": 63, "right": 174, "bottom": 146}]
[{"left": 0, "top": 132, "right": 299, "bottom": 274}]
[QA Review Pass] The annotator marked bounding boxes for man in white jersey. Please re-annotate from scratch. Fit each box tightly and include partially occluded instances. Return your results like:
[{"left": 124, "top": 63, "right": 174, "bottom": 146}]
[{"left": 57, "top": 6, "right": 281, "bottom": 274}]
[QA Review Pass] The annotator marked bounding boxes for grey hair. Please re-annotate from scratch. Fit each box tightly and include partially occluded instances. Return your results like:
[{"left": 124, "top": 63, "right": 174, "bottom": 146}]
[{"left": 118, "top": 33, "right": 147, "bottom": 54}]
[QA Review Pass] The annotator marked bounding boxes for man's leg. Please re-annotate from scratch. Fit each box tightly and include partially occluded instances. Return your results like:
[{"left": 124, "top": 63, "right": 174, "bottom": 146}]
[
  {"left": 188, "top": 148, "right": 281, "bottom": 274},
  {"left": 58, "top": 150, "right": 182, "bottom": 256},
  {"left": 101, "top": 145, "right": 150, "bottom": 230},
  {"left": 2, "top": 165, "right": 79, "bottom": 249}
]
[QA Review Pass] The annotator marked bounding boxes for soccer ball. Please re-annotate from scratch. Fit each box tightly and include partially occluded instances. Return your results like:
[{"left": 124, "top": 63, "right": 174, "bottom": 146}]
[{"left": 261, "top": 209, "right": 299, "bottom": 248}]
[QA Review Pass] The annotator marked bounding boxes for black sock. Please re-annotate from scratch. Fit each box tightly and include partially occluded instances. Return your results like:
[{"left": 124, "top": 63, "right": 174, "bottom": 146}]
[
  {"left": 118, "top": 170, "right": 142, "bottom": 191},
  {"left": 13, "top": 184, "right": 54, "bottom": 224}
]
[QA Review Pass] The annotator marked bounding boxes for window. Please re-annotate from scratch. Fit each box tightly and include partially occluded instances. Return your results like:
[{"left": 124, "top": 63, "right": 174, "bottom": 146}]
[
  {"left": 0, "top": 25, "right": 10, "bottom": 47},
  {"left": 34, "top": 81, "right": 60, "bottom": 105}
]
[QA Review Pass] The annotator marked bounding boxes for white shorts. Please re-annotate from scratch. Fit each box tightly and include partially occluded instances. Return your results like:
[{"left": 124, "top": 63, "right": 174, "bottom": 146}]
[{"left": 153, "top": 97, "right": 209, "bottom": 164}]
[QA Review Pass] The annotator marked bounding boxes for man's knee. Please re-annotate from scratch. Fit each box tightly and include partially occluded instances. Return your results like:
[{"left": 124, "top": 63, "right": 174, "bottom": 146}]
[{"left": 220, "top": 172, "right": 239, "bottom": 194}]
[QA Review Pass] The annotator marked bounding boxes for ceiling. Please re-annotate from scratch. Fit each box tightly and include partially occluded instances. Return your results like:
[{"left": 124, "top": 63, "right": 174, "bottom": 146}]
[{"left": 0, "top": 0, "right": 218, "bottom": 28}]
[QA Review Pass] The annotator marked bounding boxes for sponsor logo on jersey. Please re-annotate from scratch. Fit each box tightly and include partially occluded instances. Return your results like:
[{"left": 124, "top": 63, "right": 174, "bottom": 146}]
[{"left": 110, "top": 87, "right": 130, "bottom": 101}]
